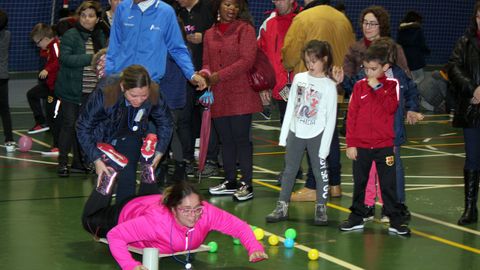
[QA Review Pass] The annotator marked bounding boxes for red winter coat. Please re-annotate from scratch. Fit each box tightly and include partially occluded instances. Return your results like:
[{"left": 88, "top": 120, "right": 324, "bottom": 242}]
[
  {"left": 257, "top": 2, "right": 301, "bottom": 100},
  {"left": 202, "top": 20, "right": 262, "bottom": 118},
  {"left": 40, "top": 37, "right": 60, "bottom": 92}
]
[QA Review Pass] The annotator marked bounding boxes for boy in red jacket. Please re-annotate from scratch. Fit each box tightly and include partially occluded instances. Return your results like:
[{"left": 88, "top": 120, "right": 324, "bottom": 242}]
[
  {"left": 27, "top": 23, "right": 60, "bottom": 152},
  {"left": 339, "top": 43, "right": 410, "bottom": 235}
]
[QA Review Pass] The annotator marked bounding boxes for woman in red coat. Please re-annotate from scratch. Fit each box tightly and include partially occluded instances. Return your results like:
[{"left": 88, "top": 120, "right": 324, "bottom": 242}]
[{"left": 202, "top": 0, "right": 261, "bottom": 201}]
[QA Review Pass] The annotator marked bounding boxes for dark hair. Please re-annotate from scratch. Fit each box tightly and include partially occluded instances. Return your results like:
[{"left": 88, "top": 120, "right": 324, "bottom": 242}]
[
  {"left": 360, "top": 6, "right": 391, "bottom": 37},
  {"left": 364, "top": 42, "right": 390, "bottom": 66},
  {"left": 76, "top": 0, "right": 103, "bottom": 18},
  {"left": 302, "top": 40, "right": 333, "bottom": 74},
  {"left": 103, "top": 65, "right": 159, "bottom": 107},
  {"left": 162, "top": 181, "right": 204, "bottom": 209},
  {"left": 371, "top": 37, "right": 397, "bottom": 65},
  {"left": 468, "top": 1, "right": 480, "bottom": 35},
  {"left": 0, "top": 9, "right": 8, "bottom": 31},
  {"left": 211, "top": 0, "right": 254, "bottom": 25},
  {"left": 31, "top": 23, "right": 55, "bottom": 41},
  {"left": 401, "top": 10, "right": 423, "bottom": 24}
]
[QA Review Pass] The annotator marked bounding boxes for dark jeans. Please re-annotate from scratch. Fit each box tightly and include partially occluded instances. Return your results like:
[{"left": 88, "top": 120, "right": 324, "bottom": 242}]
[
  {"left": 57, "top": 100, "right": 82, "bottom": 166},
  {"left": 112, "top": 135, "right": 142, "bottom": 204},
  {"left": 0, "top": 79, "right": 13, "bottom": 142},
  {"left": 214, "top": 114, "right": 253, "bottom": 185},
  {"left": 27, "top": 82, "right": 49, "bottom": 125},
  {"left": 464, "top": 127, "right": 480, "bottom": 170}
]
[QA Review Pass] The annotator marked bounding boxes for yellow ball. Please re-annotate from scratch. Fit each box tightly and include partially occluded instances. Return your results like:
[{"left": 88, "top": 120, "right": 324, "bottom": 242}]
[
  {"left": 253, "top": 228, "right": 265, "bottom": 240},
  {"left": 308, "top": 249, "right": 319, "bottom": 261},
  {"left": 268, "top": 235, "right": 279, "bottom": 246}
]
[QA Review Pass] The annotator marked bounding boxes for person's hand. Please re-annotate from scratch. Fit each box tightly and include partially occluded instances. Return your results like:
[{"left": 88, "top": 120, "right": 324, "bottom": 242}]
[
  {"left": 249, "top": 251, "right": 269, "bottom": 262},
  {"left": 259, "top": 90, "right": 271, "bottom": 105},
  {"left": 94, "top": 159, "right": 112, "bottom": 180},
  {"left": 151, "top": 153, "right": 163, "bottom": 169},
  {"left": 472, "top": 86, "right": 480, "bottom": 104},
  {"left": 190, "top": 73, "right": 207, "bottom": 90},
  {"left": 209, "top": 72, "right": 220, "bottom": 86},
  {"left": 133, "top": 265, "right": 148, "bottom": 270},
  {"left": 367, "top": 77, "right": 380, "bottom": 89},
  {"left": 332, "top": 66, "right": 344, "bottom": 84},
  {"left": 186, "top": 32, "right": 203, "bottom": 44},
  {"left": 406, "top": 111, "right": 424, "bottom": 125},
  {"left": 38, "top": 69, "right": 48, "bottom": 79},
  {"left": 346, "top": 147, "right": 357, "bottom": 160}
]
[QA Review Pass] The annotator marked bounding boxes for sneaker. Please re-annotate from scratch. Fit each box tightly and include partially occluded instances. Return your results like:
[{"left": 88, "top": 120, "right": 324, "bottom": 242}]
[
  {"left": 140, "top": 163, "right": 156, "bottom": 184},
  {"left": 388, "top": 224, "right": 411, "bottom": 236},
  {"left": 5, "top": 141, "right": 16, "bottom": 152},
  {"left": 96, "top": 167, "right": 118, "bottom": 195},
  {"left": 339, "top": 219, "right": 365, "bottom": 231},
  {"left": 380, "top": 207, "right": 390, "bottom": 223},
  {"left": 97, "top": 143, "right": 128, "bottom": 170},
  {"left": 41, "top": 147, "right": 59, "bottom": 156},
  {"left": 233, "top": 182, "right": 254, "bottom": 201},
  {"left": 184, "top": 159, "right": 195, "bottom": 175},
  {"left": 57, "top": 164, "right": 69, "bottom": 177},
  {"left": 209, "top": 180, "right": 237, "bottom": 195},
  {"left": 141, "top": 133, "right": 157, "bottom": 160},
  {"left": 197, "top": 160, "right": 219, "bottom": 177},
  {"left": 314, "top": 204, "right": 328, "bottom": 226},
  {"left": 266, "top": 201, "right": 289, "bottom": 223},
  {"left": 259, "top": 106, "right": 271, "bottom": 120},
  {"left": 364, "top": 206, "right": 375, "bottom": 222},
  {"left": 28, "top": 124, "right": 50, "bottom": 134}
]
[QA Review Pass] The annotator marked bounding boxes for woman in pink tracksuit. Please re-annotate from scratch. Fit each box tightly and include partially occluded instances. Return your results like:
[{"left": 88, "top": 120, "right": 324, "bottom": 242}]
[{"left": 82, "top": 181, "right": 267, "bottom": 270}]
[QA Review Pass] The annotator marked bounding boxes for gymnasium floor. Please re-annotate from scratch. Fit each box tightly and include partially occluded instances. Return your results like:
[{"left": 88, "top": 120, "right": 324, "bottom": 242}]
[{"left": 0, "top": 102, "right": 479, "bottom": 270}]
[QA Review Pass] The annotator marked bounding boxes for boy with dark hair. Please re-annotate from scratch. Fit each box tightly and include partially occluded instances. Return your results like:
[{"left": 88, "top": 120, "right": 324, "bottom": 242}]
[
  {"left": 339, "top": 43, "right": 410, "bottom": 235},
  {"left": 27, "top": 23, "right": 60, "bottom": 147}
]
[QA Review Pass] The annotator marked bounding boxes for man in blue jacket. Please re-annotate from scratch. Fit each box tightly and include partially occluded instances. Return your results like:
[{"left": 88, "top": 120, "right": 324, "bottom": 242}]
[{"left": 106, "top": 0, "right": 206, "bottom": 88}]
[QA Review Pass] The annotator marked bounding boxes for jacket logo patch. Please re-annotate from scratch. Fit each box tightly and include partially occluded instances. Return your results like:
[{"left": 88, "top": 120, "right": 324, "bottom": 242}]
[
  {"left": 150, "top": 24, "right": 160, "bottom": 31},
  {"left": 385, "top": 156, "right": 394, "bottom": 166},
  {"left": 361, "top": 94, "right": 368, "bottom": 99}
]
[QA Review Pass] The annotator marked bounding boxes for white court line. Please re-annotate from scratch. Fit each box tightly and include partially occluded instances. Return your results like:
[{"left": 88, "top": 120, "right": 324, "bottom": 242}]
[
  {"left": 0, "top": 155, "right": 57, "bottom": 165},
  {"left": 402, "top": 145, "right": 465, "bottom": 158},
  {"left": 425, "top": 145, "right": 438, "bottom": 151},
  {"left": 401, "top": 154, "right": 454, "bottom": 159},
  {"left": 405, "top": 185, "right": 463, "bottom": 191},
  {"left": 13, "top": 130, "right": 51, "bottom": 148},
  {"left": 423, "top": 138, "right": 432, "bottom": 143},
  {"left": 440, "top": 132, "right": 457, "bottom": 137}
]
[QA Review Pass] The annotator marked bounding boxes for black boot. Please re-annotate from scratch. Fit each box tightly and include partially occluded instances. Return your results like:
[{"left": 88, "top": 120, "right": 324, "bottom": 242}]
[
  {"left": 458, "top": 169, "right": 479, "bottom": 225},
  {"left": 172, "top": 161, "right": 188, "bottom": 182}
]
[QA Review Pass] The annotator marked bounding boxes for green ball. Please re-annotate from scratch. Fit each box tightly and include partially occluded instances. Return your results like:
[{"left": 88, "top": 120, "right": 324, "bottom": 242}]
[
  {"left": 285, "top": 228, "right": 297, "bottom": 240},
  {"left": 233, "top": 238, "right": 241, "bottom": 245},
  {"left": 250, "top": 225, "right": 257, "bottom": 231},
  {"left": 207, "top": 241, "right": 218, "bottom": 253}
]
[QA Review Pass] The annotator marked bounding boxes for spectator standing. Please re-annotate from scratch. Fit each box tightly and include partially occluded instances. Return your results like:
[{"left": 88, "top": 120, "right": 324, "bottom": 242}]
[{"left": 0, "top": 9, "right": 14, "bottom": 151}]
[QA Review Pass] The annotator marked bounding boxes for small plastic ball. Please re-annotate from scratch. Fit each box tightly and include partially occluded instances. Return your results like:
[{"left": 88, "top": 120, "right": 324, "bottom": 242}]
[
  {"left": 185, "top": 263, "right": 192, "bottom": 269},
  {"left": 268, "top": 235, "right": 279, "bottom": 246},
  {"left": 18, "top": 136, "right": 33, "bottom": 152},
  {"left": 207, "top": 241, "right": 218, "bottom": 253},
  {"left": 250, "top": 225, "right": 257, "bottom": 231},
  {"left": 253, "top": 228, "right": 265, "bottom": 240},
  {"left": 284, "top": 228, "right": 297, "bottom": 240},
  {"left": 284, "top": 238, "right": 294, "bottom": 248},
  {"left": 233, "top": 238, "right": 241, "bottom": 245},
  {"left": 308, "top": 249, "right": 320, "bottom": 260}
]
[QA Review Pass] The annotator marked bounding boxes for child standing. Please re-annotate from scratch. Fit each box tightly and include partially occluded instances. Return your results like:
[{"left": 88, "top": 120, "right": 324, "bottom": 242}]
[
  {"left": 266, "top": 40, "right": 337, "bottom": 225},
  {"left": 0, "top": 9, "right": 14, "bottom": 151},
  {"left": 340, "top": 43, "right": 410, "bottom": 235}
]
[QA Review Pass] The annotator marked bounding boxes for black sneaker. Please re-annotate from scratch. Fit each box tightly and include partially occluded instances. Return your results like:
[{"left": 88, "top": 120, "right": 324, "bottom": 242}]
[
  {"left": 233, "top": 182, "right": 253, "bottom": 201},
  {"left": 364, "top": 206, "right": 375, "bottom": 222},
  {"left": 339, "top": 219, "right": 365, "bottom": 231},
  {"left": 388, "top": 224, "right": 411, "bottom": 236},
  {"left": 57, "top": 164, "right": 69, "bottom": 177},
  {"left": 209, "top": 180, "right": 237, "bottom": 195},
  {"left": 28, "top": 124, "right": 50, "bottom": 134},
  {"left": 184, "top": 159, "right": 195, "bottom": 175}
]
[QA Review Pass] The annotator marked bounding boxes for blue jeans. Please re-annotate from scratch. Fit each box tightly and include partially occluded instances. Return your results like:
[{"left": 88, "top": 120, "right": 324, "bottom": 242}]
[{"left": 464, "top": 128, "right": 480, "bottom": 170}]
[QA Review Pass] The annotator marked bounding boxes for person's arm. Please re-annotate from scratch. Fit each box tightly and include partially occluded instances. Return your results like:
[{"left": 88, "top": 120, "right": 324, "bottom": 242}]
[
  {"left": 282, "top": 18, "right": 305, "bottom": 72},
  {"left": 204, "top": 202, "right": 265, "bottom": 259},
  {"left": 43, "top": 41, "right": 60, "bottom": 79},
  {"left": 149, "top": 93, "right": 174, "bottom": 159},
  {"left": 107, "top": 216, "right": 157, "bottom": 270},
  {"left": 105, "top": 3, "right": 123, "bottom": 75},
  {"left": 318, "top": 81, "right": 338, "bottom": 159},
  {"left": 278, "top": 75, "right": 299, "bottom": 146},
  {"left": 448, "top": 36, "right": 478, "bottom": 98},
  {"left": 376, "top": 80, "right": 399, "bottom": 115},
  {"left": 58, "top": 31, "right": 92, "bottom": 68}
]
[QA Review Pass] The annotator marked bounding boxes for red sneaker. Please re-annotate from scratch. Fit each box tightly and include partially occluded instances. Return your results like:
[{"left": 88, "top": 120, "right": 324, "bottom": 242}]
[
  {"left": 97, "top": 143, "right": 128, "bottom": 169},
  {"left": 141, "top": 133, "right": 158, "bottom": 160}
]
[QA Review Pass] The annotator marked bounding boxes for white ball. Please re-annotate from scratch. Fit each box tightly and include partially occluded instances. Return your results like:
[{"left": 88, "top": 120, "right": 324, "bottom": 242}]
[{"left": 185, "top": 263, "right": 192, "bottom": 269}]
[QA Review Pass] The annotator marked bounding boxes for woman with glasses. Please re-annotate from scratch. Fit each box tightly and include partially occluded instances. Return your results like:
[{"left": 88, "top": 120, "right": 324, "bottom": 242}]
[{"left": 81, "top": 180, "right": 268, "bottom": 269}]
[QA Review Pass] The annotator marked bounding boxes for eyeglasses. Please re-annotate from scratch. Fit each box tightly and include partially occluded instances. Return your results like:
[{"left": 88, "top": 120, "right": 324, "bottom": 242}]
[
  {"left": 176, "top": 206, "right": 204, "bottom": 216},
  {"left": 363, "top": 21, "right": 379, "bottom": 28},
  {"left": 34, "top": 37, "right": 45, "bottom": 46}
]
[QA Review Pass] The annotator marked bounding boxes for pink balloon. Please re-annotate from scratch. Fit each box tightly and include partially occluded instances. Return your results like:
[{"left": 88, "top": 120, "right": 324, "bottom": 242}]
[{"left": 18, "top": 136, "right": 33, "bottom": 152}]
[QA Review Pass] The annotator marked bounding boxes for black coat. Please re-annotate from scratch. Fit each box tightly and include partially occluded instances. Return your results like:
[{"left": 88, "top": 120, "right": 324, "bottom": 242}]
[
  {"left": 448, "top": 34, "right": 480, "bottom": 128},
  {"left": 397, "top": 22, "right": 430, "bottom": 71}
]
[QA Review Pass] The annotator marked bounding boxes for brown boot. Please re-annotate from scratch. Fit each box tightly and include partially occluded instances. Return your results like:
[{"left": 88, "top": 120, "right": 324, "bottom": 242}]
[
  {"left": 329, "top": 185, "right": 342, "bottom": 198},
  {"left": 291, "top": 187, "right": 316, "bottom": 202}
]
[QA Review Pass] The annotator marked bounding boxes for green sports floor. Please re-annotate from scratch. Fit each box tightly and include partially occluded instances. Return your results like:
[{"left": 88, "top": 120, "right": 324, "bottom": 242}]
[{"left": 0, "top": 105, "right": 479, "bottom": 270}]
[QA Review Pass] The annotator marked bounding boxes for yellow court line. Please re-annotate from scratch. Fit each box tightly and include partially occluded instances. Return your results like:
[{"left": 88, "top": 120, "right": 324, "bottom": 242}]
[
  {"left": 13, "top": 130, "right": 51, "bottom": 148},
  {"left": 253, "top": 178, "right": 480, "bottom": 255}
]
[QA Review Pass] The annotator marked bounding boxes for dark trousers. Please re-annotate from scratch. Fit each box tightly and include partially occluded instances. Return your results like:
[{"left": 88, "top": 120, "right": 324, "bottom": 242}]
[
  {"left": 27, "top": 82, "right": 49, "bottom": 125},
  {"left": 214, "top": 114, "right": 253, "bottom": 184},
  {"left": 113, "top": 135, "right": 142, "bottom": 204},
  {"left": 464, "top": 128, "right": 480, "bottom": 170},
  {"left": 58, "top": 100, "right": 82, "bottom": 166},
  {"left": 0, "top": 79, "right": 13, "bottom": 142},
  {"left": 349, "top": 147, "right": 402, "bottom": 225}
]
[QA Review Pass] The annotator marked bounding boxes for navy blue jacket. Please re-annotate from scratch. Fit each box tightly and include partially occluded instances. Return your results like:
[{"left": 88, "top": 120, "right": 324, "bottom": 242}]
[
  {"left": 159, "top": 54, "right": 187, "bottom": 110},
  {"left": 76, "top": 76, "right": 173, "bottom": 163}
]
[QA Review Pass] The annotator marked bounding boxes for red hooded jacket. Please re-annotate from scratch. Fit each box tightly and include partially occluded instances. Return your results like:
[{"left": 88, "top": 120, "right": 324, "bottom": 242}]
[
  {"left": 257, "top": 2, "right": 301, "bottom": 100},
  {"left": 39, "top": 37, "right": 60, "bottom": 92}
]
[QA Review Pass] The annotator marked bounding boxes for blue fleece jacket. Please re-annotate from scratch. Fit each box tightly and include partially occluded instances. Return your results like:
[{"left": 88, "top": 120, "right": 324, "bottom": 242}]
[{"left": 106, "top": 0, "right": 194, "bottom": 83}]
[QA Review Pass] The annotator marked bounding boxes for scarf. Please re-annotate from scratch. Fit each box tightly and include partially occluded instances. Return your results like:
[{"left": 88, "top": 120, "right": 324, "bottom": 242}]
[
  {"left": 75, "top": 22, "right": 104, "bottom": 53},
  {"left": 363, "top": 37, "right": 372, "bottom": 48}
]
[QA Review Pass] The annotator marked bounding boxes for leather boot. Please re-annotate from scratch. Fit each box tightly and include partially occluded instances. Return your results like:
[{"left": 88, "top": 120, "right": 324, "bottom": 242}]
[{"left": 458, "top": 169, "right": 479, "bottom": 225}]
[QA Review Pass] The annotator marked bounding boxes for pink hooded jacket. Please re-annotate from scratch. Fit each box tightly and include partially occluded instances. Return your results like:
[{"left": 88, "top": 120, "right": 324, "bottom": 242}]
[{"left": 106, "top": 195, "right": 264, "bottom": 270}]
